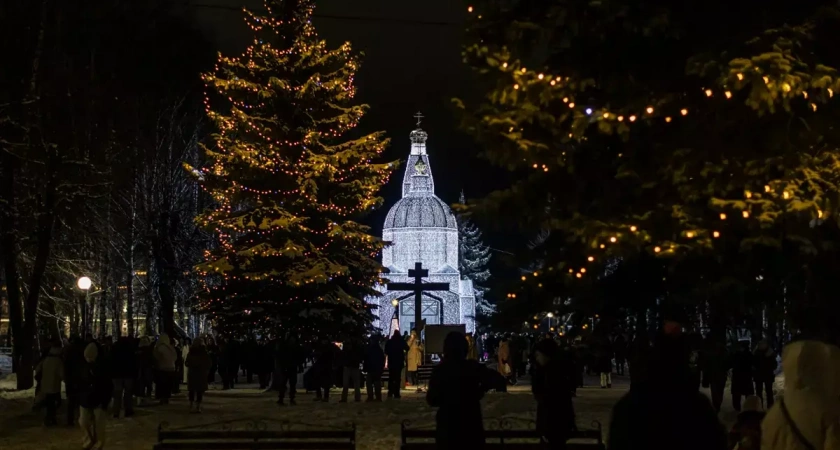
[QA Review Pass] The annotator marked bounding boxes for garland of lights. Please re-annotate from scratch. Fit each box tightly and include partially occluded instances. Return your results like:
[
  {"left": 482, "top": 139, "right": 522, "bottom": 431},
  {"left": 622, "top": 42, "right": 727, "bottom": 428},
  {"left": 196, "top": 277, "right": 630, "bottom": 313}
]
[
  {"left": 463, "top": 4, "right": 840, "bottom": 327},
  {"left": 194, "top": 0, "right": 396, "bottom": 335}
]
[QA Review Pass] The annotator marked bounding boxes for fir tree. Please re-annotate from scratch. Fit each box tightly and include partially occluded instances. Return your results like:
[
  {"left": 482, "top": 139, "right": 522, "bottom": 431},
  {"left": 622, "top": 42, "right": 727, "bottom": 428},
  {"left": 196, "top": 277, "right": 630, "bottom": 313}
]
[
  {"left": 458, "top": 192, "right": 493, "bottom": 317},
  {"left": 191, "top": 0, "right": 395, "bottom": 341},
  {"left": 457, "top": 1, "right": 840, "bottom": 334}
]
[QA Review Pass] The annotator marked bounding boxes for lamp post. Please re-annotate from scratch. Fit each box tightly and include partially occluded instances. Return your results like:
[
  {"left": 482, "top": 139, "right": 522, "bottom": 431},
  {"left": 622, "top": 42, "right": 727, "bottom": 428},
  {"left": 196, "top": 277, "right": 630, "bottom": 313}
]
[
  {"left": 391, "top": 299, "right": 400, "bottom": 333},
  {"left": 77, "top": 277, "right": 91, "bottom": 337},
  {"left": 546, "top": 312, "right": 554, "bottom": 332}
]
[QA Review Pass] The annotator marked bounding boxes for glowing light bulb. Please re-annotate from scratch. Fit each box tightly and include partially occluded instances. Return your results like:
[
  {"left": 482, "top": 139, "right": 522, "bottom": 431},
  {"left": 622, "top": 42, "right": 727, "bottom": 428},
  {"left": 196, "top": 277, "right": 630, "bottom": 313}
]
[
  {"left": 629, "top": 115, "right": 637, "bottom": 122},
  {"left": 568, "top": 102, "right": 575, "bottom": 108},
  {"left": 585, "top": 108, "right": 593, "bottom": 115},
  {"left": 576, "top": 273, "right": 582, "bottom": 278},
  {"left": 513, "top": 84, "right": 519, "bottom": 90},
  {"left": 764, "top": 185, "right": 771, "bottom": 193},
  {"left": 720, "top": 213, "right": 727, "bottom": 220},
  {"left": 705, "top": 89, "right": 713, "bottom": 97},
  {"left": 603, "top": 112, "right": 609, "bottom": 118},
  {"left": 521, "top": 276, "right": 527, "bottom": 281},
  {"left": 538, "top": 73, "right": 544, "bottom": 80},
  {"left": 725, "top": 91, "right": 732, "bottom": 99},
  {"left": 665, "top": 117, "right": 672, "bottom": 123},
  {"left": 609, "top": 236, "right": 617, "bottom": 243},
  {"left": 713, "top": 231, "right": 720, "bottom": 238},
  {"left": 654, "top": 246, "right": 661, "bottom": 253},
  {"left": 521, "top": 67, "right": 527, "bottom": 73},
  {"left": 783, "top": 191, "right": 790, "bottom": 199},
  {"left": 617, "top": 116, "right": 624, "bottom": 121},
  {"left": 745, "top": 191, "right": 752, "bottom": 198},
  {"left": 580, "top": 268, "right": 586, "bottom": 273},
  {"left": 502, "top": 62, "right": 508, "bottom": 68},
  {"left": 587, "top": 256, "right": 594, "bottom": 262},
  {"left": 737, "top": 73, "right": 744, "bottom": 81},
  {"left": 599, "top": 244, "right": 605, "bottom": 249},
  {"left": 646, "top": 106, "right": 654, "bottom": 114},
  {"left": 742, "top": 211, "right": 750, "bottom": 218},
  {"left": 467, "top": 6, "right": 473, "bottom": 12},
  {"left": 818, "top": 210, "right": 824, "bottom": 218},
  {"left": 680, "top": 109, "right": 688, "bottom": 116},
  {"left": 686, "top": 231, "right": 695, "bottom": 238},
  {"left": 630, "top": 226, "right": 637, "bottom": 232}
]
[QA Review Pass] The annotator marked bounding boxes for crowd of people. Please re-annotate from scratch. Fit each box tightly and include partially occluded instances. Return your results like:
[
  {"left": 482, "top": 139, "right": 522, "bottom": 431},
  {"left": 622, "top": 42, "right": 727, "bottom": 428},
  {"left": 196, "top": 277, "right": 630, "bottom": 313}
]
[{"left": 25, "top": 323, "right": 840, "bottom": 450}]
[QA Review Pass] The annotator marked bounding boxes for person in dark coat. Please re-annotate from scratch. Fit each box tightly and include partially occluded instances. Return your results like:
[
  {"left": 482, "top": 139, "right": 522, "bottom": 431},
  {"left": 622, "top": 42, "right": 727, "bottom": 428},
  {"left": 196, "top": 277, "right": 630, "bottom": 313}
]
[
  {"left": 532, "top": 339, "right": 576, "bottom": 449},
  {"left": 752, "top": 339, "right": 777, "bottom": 409},
  {"left": 700, "top": 336, "right": 729, "bottom": 412},
  {"left": 595, "top": 338, "right": 613, "bottom": 388},
  {"left": 108, "top": 336, "right": 137, "bottom": 418},
  {"left": 206, "top": 336, "right": 219, "bottom": 385},
  {"left": 137, "top": 336, "right": 155, "bottom": 399},
  {"left": 730, "top": 341, "right": 755, "bottom": 412},
  {"left": 275, "top": 334, "right": 304, "bottom": 405},
  {"left": 312, "top": 341, "right": 337, "bottom": 402},
  {"left": 79, "top": 342, "right": 111, "bottom": 450},
  {"left": 427, "top": 332, "right": 491, "bottom": 449},
  {"left": 218, "top": 337, "right": 236, "bottom": 390},
  {"left": 257, "top": 338, "right": 273, "bottom": 389},
  {"left": 613, "top": 334, "right": 627, "bottom": 376},
  {"left": 63, "top": 336, "right": 86, "bottom": 426},
  {"left": 384, "top": 330, "right": 409, "bottom": 399},
  {"left": 339, "top": 339, "right": 364, "bottom": 402},
  {"left": 363, "top": 334, "right": 386, "bottom": 402},
  {"left": 608, "top": 328, "right": 727, "bottom": 450},
  {"left": 185, "top": 338, "right": 212, "bottom": 413}
]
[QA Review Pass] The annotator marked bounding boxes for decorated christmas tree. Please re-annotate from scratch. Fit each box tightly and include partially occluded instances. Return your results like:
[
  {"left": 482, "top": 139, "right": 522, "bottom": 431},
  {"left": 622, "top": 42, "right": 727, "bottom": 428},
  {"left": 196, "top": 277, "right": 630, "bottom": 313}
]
[
  {"left": 191, "top": 0, "right": 394, "bottom": 340},
  {"left": 457, "top": 192, "right": 493, "bottom": 318}
]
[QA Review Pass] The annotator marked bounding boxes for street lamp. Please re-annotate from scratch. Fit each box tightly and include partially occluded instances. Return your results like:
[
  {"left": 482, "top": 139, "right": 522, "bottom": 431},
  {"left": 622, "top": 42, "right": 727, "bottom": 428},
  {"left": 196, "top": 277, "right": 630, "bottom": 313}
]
[
  {"left": 78, "top": 277, "right": 91, "bottom": 337},
  {"left": 546, "top": 312, "right": 554, "bottom": 331}
]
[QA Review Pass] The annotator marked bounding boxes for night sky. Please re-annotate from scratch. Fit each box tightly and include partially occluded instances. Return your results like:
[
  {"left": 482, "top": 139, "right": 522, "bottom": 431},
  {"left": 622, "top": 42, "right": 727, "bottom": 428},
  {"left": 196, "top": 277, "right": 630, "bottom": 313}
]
[{"left": 189, "top": 0, "right": 516, "bottom": 254}]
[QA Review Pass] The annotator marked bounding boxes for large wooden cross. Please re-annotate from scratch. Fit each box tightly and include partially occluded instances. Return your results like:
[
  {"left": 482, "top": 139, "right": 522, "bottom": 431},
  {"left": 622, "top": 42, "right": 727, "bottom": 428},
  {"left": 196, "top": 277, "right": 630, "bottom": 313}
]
[{"left": 386, "top": 262, "right": 449, "bottom": 335}]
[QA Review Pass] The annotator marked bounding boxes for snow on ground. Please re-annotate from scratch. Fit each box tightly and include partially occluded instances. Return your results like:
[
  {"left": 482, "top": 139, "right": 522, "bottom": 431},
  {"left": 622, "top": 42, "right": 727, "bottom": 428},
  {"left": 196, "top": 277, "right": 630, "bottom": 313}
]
[
  {"left": 0, "top": 371, "right": 759, "bottom": 450},
  {"left": 0, "top": 374, "right": 626, "bottom": 450}
]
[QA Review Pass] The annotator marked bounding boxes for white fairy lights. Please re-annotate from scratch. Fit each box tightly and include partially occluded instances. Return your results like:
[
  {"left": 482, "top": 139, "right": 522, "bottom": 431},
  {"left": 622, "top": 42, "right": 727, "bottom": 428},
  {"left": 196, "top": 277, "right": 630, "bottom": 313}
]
[{"left": 367, "top": 124, "right": 476, "bottom": 334}]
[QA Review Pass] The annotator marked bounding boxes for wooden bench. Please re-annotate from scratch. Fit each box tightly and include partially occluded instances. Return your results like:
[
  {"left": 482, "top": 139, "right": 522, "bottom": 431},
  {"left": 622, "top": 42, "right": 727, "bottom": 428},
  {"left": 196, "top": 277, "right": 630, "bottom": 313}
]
[
  {"left": 154, "top": 420, "right": 356, "bottom": 449},
  {"left": 400, "top": 419, "right": 604, "bottom": 450}
]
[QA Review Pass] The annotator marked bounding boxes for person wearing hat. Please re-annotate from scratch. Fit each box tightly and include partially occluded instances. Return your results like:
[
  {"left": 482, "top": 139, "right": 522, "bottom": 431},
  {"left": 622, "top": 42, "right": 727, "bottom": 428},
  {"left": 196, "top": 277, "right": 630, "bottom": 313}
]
[
  {"left": 79, "top": 342, "right": 110, "bottom": 450},
  {"left": 728, "top": 395, "right": 764, "bottom": 450},
  {"left": 761, "top": 336, "right": 840, "bottom": 450}
]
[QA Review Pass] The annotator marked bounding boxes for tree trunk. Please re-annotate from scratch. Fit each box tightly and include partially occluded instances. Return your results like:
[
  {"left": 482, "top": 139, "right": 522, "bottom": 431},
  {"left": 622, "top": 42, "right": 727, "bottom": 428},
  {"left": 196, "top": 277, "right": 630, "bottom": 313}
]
[
  {"left": 0, "top": 154, "right": 25, "bottom": 380},
  {"left": 126, "top": 268, "right": 134, "bottom": 337}
]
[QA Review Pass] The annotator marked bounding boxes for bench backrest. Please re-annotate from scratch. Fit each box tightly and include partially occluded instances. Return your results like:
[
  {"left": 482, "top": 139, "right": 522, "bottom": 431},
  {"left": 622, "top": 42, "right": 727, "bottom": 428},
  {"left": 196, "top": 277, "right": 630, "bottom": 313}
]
[
  {"left": 400, "top": 426, "right": 603, "bottom": 449},
  {"left": 155, "top": 427, "right": 356, "bottom": 450}
]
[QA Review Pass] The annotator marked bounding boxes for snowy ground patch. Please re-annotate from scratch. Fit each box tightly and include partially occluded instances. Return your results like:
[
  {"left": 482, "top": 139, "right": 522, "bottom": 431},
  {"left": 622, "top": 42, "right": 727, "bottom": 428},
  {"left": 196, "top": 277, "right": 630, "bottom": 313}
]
[{"left": 0, "top": 375, "right": 626, "bottom": 450}]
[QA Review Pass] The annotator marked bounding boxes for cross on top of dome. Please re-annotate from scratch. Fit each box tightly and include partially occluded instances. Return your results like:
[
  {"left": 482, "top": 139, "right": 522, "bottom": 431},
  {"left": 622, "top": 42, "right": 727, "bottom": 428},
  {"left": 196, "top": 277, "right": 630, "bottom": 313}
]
[{"left": 410, "top": 111, "right": 428, "bottom": 144}]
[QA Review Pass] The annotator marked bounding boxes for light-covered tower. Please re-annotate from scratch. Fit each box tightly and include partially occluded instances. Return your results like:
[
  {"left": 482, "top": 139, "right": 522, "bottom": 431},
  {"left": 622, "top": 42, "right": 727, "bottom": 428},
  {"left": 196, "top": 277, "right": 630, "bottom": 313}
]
[
  {"left": 382, "top": 126, "right": 459, "bottom": 273},
  {"left": 370, "top": 115, "right": 476, "bottom": 335}
]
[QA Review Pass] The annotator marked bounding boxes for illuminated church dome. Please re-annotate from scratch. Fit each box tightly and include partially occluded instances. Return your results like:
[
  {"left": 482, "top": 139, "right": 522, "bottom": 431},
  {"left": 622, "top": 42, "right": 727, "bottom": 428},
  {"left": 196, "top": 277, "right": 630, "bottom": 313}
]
[
  {"left": 383, "top": 196, "right": 457, "bottom": 229},
  {"left": 368, "top": 116, "right": 476, "bottom": 335}
]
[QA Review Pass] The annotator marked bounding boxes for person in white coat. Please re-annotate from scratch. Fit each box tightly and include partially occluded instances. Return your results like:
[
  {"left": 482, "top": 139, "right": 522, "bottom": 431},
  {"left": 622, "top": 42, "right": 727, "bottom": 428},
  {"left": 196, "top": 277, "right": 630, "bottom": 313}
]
[
  {"left": 182, "top": 338, "right": 192, "bottom": 384},
  {"left": 762, "top": 337, "right": 840, "bottom": 450}
]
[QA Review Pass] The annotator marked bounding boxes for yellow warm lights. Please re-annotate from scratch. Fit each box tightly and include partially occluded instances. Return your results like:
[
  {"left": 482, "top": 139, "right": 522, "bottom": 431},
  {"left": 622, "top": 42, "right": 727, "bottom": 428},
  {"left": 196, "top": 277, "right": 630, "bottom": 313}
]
[
  {"left": 609, "top": 236, "right": 617, "bottom": 243},
  {"left": 783, "top": 191, "right": 790, "bottom": 199},
  {"left": 680, "top": 109, "right": 688, "bottom": 116},
  {"left": 629, "top": 115, "right": 637, "bottom": 122},
  {"left": 646, "top": 106, "right": 654, "bottom": 114},
  {"left": 654, "top": 246, "right": 661, "bottom": 253},
  {"left": 713, "top": 231, "right": 720, "bottom": 238},
  {"left": 705, "top": 89, "right": 713, "bottom": 97},
  {"left": 686, "top": 231, "right": 695, "bottom": 238},
  {"left": 576, "top": 273, "right": 582, "bottom": 278},
  {"left": 742, "top": 211, "right": 750, "bottom": 218},
  {"left": 521, "top": 276, "right": 527, "bottom": 281},
  {"left": 587, "top": 256, "right": 594, "bottom": 262},
  {"left": 580, "top": 268, "right": 586, "bottom": 273},
  {"left": 467, "top": 6, "right": 473, "bottom": 12},
  {"left": 725, "top": 91, "right": 732, "bottom": 99},
  {"left": 720, "top": 213, "right": 727, "bottom": 220},
  {"left": 630, "top": 225, "right": 637, "bottom": 232}
]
